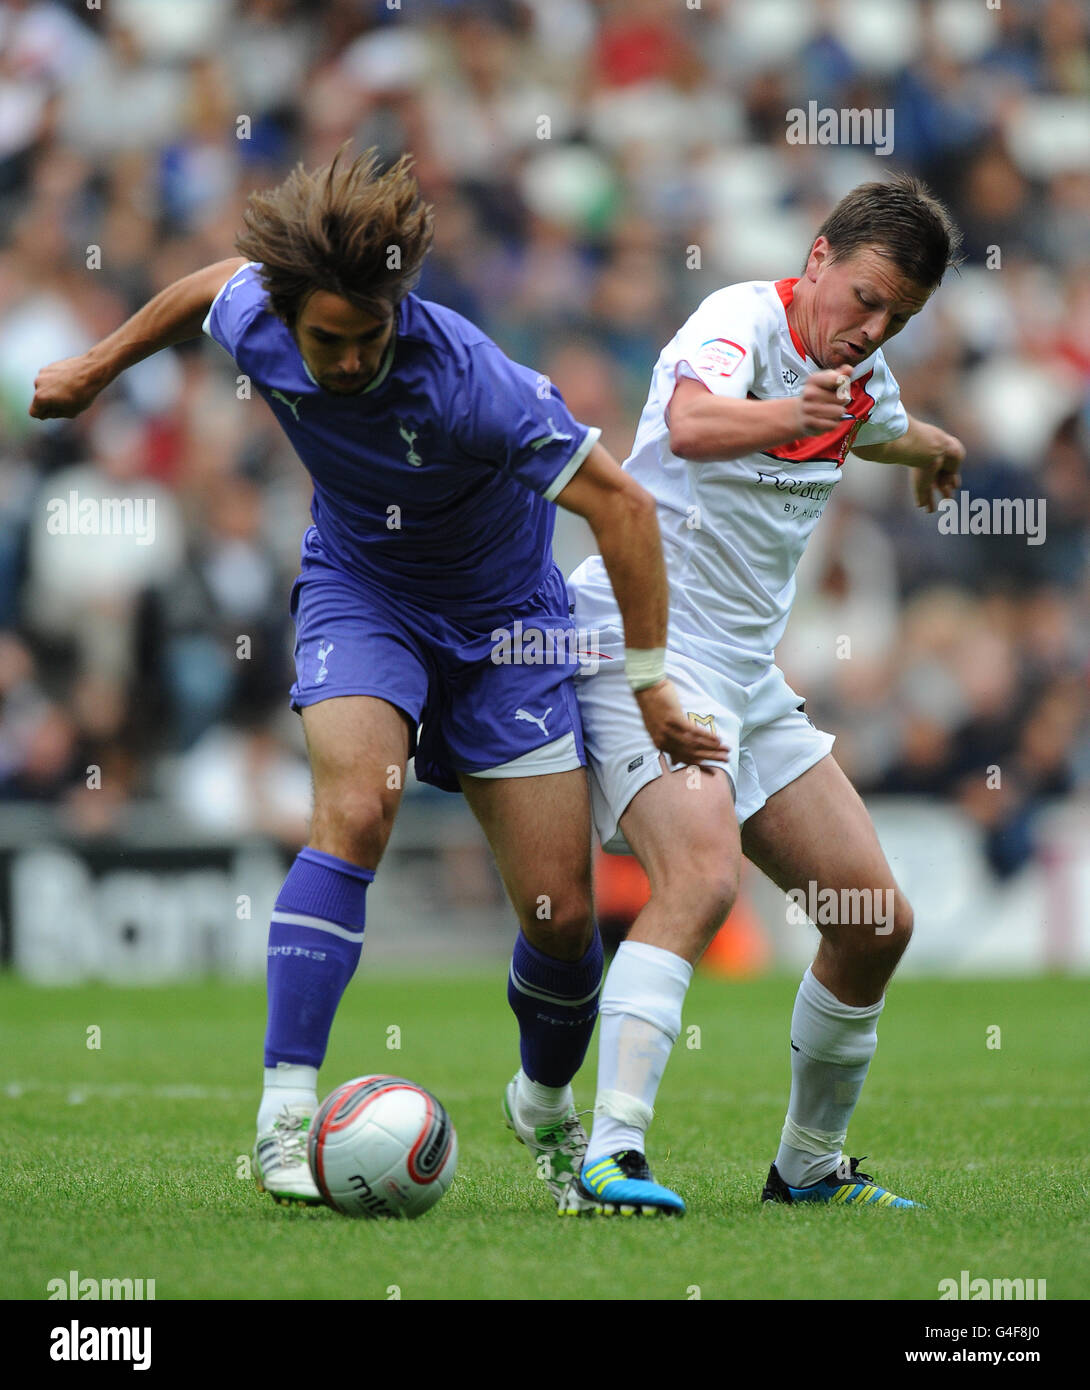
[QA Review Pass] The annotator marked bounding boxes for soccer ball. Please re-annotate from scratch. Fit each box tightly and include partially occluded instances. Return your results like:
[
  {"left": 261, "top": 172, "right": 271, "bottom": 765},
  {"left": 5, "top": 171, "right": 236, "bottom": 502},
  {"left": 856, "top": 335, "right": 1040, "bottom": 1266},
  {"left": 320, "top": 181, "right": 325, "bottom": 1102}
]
[{"left": 307, "top": 1074, "right": 458, "bottom": 1218}]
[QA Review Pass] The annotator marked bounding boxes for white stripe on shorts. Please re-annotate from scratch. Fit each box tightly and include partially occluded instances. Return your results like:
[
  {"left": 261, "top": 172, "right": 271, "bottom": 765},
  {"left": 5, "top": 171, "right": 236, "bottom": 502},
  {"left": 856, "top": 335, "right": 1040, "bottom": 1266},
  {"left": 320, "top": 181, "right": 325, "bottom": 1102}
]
[{"left": 465, "top": 730, "right": 582, "bottom": 780}]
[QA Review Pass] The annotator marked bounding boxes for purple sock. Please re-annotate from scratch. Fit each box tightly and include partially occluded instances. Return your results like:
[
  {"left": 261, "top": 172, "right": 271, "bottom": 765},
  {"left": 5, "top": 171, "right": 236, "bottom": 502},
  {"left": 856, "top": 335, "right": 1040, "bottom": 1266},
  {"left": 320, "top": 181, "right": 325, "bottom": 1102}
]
[
  {"left": 507, "top": 929, "right": 603, "bottom": 1087},
  {"left": 264, "top": 846, "right": 373, "bottom": 1069}
]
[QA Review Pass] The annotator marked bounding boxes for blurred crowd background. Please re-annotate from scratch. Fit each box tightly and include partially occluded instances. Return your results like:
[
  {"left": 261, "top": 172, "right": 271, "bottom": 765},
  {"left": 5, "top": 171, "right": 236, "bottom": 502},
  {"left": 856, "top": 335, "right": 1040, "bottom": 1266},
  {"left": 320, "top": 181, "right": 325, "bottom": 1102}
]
[{"left": 2, "top": 0, "right": 1089, "bottom": 892}]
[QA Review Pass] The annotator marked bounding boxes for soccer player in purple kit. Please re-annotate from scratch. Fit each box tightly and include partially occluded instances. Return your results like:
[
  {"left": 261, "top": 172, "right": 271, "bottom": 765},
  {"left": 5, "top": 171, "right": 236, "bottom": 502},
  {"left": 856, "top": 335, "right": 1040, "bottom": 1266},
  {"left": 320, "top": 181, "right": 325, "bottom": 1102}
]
[{"left": 29, "top": 148, "right": 723, "bottom": 1211}]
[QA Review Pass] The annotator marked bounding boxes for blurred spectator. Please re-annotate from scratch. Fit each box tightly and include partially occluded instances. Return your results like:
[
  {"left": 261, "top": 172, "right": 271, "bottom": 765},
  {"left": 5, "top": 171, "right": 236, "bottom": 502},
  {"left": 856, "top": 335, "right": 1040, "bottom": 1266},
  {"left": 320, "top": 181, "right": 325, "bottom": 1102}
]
[
  {"left": 147, "top": 465, "right": 292, "bottom": 751},
  {"left": 58, "top": 14, "right": 188, "bottom": 159},
  {"left": 160, "top": 704, "right": 311, "bottom": 847}
]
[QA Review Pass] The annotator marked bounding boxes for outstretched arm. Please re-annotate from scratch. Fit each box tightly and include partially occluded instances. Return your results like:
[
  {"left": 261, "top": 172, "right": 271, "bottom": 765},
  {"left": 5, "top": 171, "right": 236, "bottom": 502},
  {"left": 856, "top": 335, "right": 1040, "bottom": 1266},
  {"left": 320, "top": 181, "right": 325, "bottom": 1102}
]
[
  {"left": 555, "top": 441, "right": 729, "bottom": 768},
  {"left": 852, "top": 415, "right": 965, "bottom": 512},
  {"left": 29, "top": 256, "right": 248, "bottom": 420},
  {"left": 670, "top": 372, "right": 965, "bottom": 515}
]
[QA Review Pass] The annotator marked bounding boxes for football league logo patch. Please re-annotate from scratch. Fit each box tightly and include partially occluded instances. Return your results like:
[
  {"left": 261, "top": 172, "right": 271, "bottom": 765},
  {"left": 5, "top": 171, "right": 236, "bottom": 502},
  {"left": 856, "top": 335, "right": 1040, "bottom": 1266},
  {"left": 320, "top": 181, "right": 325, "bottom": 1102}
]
[{"left": 695, "top": 338, "right": 747, "bottom": 379}]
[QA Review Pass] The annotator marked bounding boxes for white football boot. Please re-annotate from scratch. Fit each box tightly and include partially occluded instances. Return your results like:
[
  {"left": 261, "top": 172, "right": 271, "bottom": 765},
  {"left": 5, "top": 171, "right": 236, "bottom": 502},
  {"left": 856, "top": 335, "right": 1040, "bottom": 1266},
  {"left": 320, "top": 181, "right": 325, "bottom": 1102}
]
[
  {"left": 503, "top": 1073, "right": 598, "bottom": 1215},
  {"left": 253, "top": 1103, "right": 324, "bottom": 1206}
]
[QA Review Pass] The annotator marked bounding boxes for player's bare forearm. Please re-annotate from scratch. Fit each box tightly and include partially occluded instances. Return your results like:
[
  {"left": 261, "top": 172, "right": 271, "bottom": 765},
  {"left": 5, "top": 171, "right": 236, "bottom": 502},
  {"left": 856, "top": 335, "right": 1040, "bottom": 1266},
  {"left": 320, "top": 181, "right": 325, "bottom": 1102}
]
[
  {"left": 555, "top": 443, "right": 667, "bottom": 648},
  {"left": 852, "top": 415, "right": 956, "bottom": 466},
  {"left": 667, "top": 371, "right": 855, "bottom": 462},
  {"left": 592, "top": 495, "right": 668, "bottom": 650},
  {"left": 29, "top": 256, "right": 248, "bottom": 420},
  {"left": 668, "top": 386, "right": 801, "bottom": 461},
  {"left": 852, "top": 414, "right": 966, "bottom": 512},
  {"left": 554, "top": 441, "right": 728, "bottom": 765},
  {"left": 91, "top": 256, "right": 250, "bottom": 371}
]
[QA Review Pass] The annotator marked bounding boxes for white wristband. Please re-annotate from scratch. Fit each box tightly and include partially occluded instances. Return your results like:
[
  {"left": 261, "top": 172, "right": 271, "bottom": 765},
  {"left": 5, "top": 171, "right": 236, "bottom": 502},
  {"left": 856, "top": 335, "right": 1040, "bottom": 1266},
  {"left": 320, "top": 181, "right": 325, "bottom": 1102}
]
[{"left": 625, "top": 647, "right": 667, "bottom": 692}]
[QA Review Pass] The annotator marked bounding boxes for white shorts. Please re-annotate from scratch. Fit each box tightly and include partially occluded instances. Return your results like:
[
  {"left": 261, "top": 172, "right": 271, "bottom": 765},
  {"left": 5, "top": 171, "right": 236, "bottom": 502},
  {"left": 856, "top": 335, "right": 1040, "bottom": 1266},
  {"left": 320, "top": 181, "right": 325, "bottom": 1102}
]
[{"left": 574, "top": 630, "right": 835, "bottom": 854}]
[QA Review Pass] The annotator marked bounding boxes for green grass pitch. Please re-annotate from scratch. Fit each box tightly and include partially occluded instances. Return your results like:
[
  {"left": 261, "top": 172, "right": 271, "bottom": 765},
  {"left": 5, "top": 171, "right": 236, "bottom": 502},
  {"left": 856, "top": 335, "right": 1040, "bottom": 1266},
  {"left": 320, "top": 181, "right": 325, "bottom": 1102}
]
[{"left": 2, "top": 971, "right": 1087, "bottom": 1302}]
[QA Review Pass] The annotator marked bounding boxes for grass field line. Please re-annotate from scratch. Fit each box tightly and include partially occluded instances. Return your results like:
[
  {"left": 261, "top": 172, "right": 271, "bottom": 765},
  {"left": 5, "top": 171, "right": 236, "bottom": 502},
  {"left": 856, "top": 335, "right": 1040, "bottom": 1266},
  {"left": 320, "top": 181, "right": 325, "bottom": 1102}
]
[
  {"left": 5, "top": 1079, "right": 1086, "bottom": 1108},
  {"left": 4, "top": 1081, "right": 253, "bottom": 1102},
  {"left": 3, "top": 1079, "right": 485, "bottom": 1105},
  {"left": 976, "top": 1093, "right": 1089, "bottom": 1108}
]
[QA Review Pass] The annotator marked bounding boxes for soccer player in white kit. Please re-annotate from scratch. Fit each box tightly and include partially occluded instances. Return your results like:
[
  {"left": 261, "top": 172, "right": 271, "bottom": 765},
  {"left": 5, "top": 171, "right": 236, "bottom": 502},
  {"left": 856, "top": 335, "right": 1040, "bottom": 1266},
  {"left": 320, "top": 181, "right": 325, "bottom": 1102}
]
[{"left": 568, "top": 175, "right": 965, "bottom": 1214}]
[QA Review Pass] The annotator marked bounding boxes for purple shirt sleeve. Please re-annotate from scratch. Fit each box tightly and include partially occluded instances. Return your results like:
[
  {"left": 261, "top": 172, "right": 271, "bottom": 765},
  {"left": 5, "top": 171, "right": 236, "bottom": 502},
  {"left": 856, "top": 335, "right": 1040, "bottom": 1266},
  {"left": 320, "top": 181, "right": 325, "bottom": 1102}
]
[{"left": 201, "top": 262, "right": 266, "bottom": 372}]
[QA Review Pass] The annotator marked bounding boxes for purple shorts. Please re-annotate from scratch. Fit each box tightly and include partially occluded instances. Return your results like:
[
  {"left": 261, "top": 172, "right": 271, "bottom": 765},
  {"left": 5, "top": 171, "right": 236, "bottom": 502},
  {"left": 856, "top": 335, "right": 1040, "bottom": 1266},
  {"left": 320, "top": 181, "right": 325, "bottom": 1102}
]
[{"left": 289, "top": 528, "right": 586, "bottom": 792}]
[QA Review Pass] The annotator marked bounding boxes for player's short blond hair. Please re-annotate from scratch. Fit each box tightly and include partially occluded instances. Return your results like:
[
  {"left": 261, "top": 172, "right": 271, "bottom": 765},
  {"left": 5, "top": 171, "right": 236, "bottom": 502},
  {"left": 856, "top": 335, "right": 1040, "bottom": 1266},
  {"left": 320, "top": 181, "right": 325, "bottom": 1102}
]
[{"left": 235, "top": 144, "right": 434, "bottom": 328}]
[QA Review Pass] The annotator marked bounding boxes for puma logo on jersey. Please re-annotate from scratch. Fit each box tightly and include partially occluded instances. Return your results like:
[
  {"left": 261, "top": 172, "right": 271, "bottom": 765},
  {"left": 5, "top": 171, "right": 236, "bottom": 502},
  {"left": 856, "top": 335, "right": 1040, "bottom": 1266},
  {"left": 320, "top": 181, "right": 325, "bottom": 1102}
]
[
  {"left": 399, "top": 422, "right": 423, "bottom": 466},
  {"left": 529, "top": 416, "right": 571, "bottom": 452},
  {"left": 515, "top": 706, "right": 552, "bottom": 736},
  {"left": 315, "top": 640, "right": 334, "bottom": 684},
  {"left": 223, "top": 269, "right": 249, "bottom": 302},
  {"left": 271, "top": 390, "right": 302, "bottom": 421}
]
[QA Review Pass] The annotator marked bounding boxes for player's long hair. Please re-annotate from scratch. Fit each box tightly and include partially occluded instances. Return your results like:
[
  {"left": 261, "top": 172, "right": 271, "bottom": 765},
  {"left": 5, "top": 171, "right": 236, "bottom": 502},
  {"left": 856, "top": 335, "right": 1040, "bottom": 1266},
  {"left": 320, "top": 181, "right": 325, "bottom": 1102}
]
[
  {"left": 235, "top": 144, "right": 434, "bottom": 327},
  {"left": 812, "top": 173, "right": 963, "bottom": 290}
]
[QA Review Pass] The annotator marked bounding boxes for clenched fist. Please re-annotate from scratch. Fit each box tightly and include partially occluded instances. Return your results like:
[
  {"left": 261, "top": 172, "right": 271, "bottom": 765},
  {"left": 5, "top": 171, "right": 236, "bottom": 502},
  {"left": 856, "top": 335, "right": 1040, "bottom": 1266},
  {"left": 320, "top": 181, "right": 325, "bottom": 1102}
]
[
  {"left": 29, "top": 355, "right": 109, "bottom": 420},
  {"left": 795, "top": 369, "right": 853, "bottom": 437}
]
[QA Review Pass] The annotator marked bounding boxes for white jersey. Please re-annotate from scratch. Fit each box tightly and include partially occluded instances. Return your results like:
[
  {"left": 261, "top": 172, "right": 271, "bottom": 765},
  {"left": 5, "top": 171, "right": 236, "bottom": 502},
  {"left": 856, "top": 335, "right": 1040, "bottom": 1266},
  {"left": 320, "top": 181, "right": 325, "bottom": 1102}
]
[{"left": 570, "top": 278, "right": 908, "bottom": 669}]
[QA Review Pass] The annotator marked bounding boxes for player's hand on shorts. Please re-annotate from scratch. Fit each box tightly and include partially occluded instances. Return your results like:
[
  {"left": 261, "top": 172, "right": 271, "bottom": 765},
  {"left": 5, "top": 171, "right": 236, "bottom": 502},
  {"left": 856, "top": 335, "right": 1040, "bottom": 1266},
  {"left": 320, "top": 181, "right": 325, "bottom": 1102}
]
[
  {"left": 28, "top": 355, "right": 108, "bottom": 420},
  {"left": 633, "top": 678, "right": 731, "bottom": 767},
  {"left": 796, "top": 370, "right": 853, "bottom": 436},
  {"left": 913, "top": 429, "right": 965, "bottom": 512}
]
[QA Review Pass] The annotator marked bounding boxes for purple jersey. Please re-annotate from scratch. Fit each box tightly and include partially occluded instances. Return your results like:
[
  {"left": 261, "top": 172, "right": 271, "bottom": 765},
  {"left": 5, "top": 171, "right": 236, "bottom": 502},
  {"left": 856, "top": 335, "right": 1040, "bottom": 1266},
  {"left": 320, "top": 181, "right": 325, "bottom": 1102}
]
[{"left": 202, "top": 262, "right": 599, "bottom": 610}]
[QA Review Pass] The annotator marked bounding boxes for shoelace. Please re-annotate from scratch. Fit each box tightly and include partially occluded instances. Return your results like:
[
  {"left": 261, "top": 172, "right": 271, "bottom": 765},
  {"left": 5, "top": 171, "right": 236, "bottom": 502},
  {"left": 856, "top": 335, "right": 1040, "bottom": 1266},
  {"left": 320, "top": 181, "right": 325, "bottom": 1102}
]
[
  {"left": 837, "top": 1156, "right": 873, "bottom": 1185},
  {"left": 537, "top": 1113, "right": 586, "bottom": 1152},
  {"left": 611, "top": 1150, "right": 653, "bottom": 1181},
  {"left": 266, "top": 1110, "right": 310, "bottom": 1166}
]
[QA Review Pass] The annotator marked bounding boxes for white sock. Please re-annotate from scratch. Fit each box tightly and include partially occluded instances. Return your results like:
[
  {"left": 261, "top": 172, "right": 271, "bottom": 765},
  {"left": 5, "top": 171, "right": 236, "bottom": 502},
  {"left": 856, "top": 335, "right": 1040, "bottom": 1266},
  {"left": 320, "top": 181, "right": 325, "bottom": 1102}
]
[
  {"left": 257, "top": 1062, "right": 319, "bottom": 1133},
  {"left": 587, "top": 941, "right": 693, "bottom": 1164},
  {"left": 774, "top": 966, "right": 884, "bottom": 1188},
  {"left": 514, "top": 1071, "right": 572, "bottom": 1126}
]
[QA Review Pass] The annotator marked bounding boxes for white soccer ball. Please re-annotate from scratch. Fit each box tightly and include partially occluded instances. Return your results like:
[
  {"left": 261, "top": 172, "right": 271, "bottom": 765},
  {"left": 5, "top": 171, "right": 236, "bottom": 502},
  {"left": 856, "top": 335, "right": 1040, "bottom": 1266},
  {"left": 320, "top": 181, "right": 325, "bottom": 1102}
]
[{"left": 307, "top": 1074, "right": 458, "bottom": 1218}]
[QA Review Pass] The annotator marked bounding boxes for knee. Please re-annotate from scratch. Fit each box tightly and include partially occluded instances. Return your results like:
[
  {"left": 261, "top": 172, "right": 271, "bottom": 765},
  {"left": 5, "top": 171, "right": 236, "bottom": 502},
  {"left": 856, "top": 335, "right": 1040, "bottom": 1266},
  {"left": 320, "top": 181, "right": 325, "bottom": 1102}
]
[
  {"left": 838, "top": 886, "right": 912, "bottom": 963},
  {"left": 877, "top": 889, "right": 913, "bottom": 957},
  {"left": 659, "top": 855, "right": 738, "bottom": 937},
  {"left": 310, "top": 787, "right": 398, "bottom": 868},
  {"left": 520, "top": 890, "right": 595, "bottom": 960}
]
